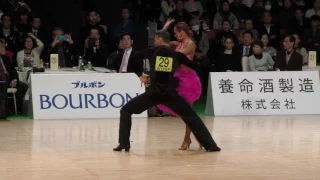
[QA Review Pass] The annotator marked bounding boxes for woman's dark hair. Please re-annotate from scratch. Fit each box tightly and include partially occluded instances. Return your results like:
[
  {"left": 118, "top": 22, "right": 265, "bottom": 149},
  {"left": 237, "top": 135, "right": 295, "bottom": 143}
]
[
  {"left": 252, "top": 39, "right": 264, "bottom": 48},
  {"left": 224, "top": 35, "right": 234, "bottom": 43},
  {"left": 22, "top": 35, "right": 38, "bottom": 49},
  {"left": 219, "top": 0, "right": 230, "bottom": 13},
  {"left": 292, "top": 32, "right": 302, "bottom": 48},
  {"left": 175, "top": 22, "right": 193, "bottom": 37},
  {"left": 155, "top": 30, "right": 171, "bottom": 43}
]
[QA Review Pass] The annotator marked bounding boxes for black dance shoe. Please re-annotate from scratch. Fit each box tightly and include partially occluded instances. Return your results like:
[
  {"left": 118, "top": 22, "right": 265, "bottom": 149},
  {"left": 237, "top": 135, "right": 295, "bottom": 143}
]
[
  {"left": 113, "top": 144, "right": 130, "bottom": 152},
  {"left": 206, "top": 146, "right": 221, "bottom": 152}
]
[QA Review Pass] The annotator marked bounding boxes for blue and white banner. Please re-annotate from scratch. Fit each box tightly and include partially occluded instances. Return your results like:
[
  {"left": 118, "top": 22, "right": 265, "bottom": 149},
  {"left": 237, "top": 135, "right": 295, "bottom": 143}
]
[
  {"left": 205, "top": 71, "right": 320, "bottom": 116},
  {"left": 31, "top": 73, "right": 147, "bottom": 120}
]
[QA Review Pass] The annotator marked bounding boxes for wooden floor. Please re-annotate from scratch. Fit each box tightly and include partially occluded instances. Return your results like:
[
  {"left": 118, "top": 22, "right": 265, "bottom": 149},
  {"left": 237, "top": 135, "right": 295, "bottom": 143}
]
[{"left": 0, "top": 116, "right": 320, "bottom": 180}]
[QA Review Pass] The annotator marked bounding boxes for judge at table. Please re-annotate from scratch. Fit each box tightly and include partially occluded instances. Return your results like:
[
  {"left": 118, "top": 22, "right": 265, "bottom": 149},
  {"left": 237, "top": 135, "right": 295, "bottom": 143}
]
[{"left": 111, "top": 33, "right": 143, "bottom": 74}]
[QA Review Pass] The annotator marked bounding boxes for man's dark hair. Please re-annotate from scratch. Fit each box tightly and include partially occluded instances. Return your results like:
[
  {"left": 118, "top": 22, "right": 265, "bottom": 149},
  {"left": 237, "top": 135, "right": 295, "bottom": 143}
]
[
  {"left": 285, "top": 35, "right": 296, "bottom": 43},
  {"left": 31, "top": 15, "right": 41, "bottom": 22},
  {"left": 1, "top": 14, "right": 11, "bottom": 22},
  {"left": 120, "top": 32, "right": 133, "bottom": 40},
  {"left": 310, "top": 15, "right": 320, "bottom": 22},
  {"left": 243, "top": 30, "right": 253, "bottom": 38},
  {"left": 155, "top": 30, "right": 171, "bottom": 43}
]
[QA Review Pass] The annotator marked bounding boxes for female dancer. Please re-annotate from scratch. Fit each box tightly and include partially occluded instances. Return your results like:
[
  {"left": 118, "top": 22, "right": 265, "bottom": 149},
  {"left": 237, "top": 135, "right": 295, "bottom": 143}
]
[{"left": 159, "top": 19, "right": 202, "bottom": 150}]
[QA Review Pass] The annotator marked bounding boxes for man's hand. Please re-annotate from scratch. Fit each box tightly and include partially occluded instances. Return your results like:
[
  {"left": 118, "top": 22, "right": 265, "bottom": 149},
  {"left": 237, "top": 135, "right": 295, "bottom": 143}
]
[
  {"left": 65, "top": 34, "right": 73, "bottom": 44},
  {"left": 139, "top": 74, "right": 149, "bottom": 87}
]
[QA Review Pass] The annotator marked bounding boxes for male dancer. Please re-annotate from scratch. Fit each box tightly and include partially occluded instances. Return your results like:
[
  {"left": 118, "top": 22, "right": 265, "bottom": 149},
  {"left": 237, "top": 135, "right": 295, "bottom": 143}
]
[{"left": 113, "top": 30, "right": 220, "bottom": 152}]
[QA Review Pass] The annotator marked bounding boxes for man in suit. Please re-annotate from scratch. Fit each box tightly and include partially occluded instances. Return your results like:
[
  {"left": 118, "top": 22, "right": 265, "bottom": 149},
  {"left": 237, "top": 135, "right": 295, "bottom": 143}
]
[
  {"left": 275, "top": 35, "right": 303, "bottom": 71},
  {"left": 0, "top": 41, "right": 28, "bottom": 115},
  {"left": 235, "top": 30, "right": 253, "bottom": 57},
  {"left": 111, "top": 33, "right": 143, "bottom": 75},
  {"left": 257, "top": 11, "right": 281, "bottom": 49},
  {"left": 83, "top": 27, "right": 108, "bottom": 67}
]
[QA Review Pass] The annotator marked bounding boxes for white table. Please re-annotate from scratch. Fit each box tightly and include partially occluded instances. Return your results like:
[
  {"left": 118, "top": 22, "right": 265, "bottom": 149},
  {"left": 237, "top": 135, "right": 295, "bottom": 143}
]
[
  {"left": 29, "top": 71, "right": 146, "bottom": 120},
  {"left": 303, "top": 65, "right": 320, "bottom": 76}
]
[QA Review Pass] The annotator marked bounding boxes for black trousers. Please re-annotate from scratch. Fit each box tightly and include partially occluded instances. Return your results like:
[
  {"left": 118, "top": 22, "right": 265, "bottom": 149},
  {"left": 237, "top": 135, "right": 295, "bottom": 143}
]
[{"left": 118, "top": 90, "right": 219, "bottom": 150}]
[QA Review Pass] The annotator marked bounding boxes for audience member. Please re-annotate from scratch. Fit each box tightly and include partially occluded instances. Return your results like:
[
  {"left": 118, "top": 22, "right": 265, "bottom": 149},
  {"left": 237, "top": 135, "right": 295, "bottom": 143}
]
[
  {"left": 215, "top": 19, "right": 238, "bottom": 50},
  {"left": 259, "top": 33, "right": 277, "bottom": 57},
  {"left": 230, "top": 0, "right": 250, "bottom": 20},
  {"left": 257, "top": 11, "right": 280, "bottom": 49},
  {"left": 250, "top": 0, "right": 264, "bottom": 26},
  {"left": 47, "top": 27, "right": 75, "bottom": 67},
  {"left": 302, "top": 15, "right": 320, "bottom": 53},
  {"left": 111, "top": 33, "right": 142, "bottom": 74},
  {"left": 294, "top": 7, "right": 310, "bottom": 36},
  {"left": 248, "top": 40, "right": 274, "bottom": 71},
  {"left": 15, "top": 9, "right": 29, "bottom": 37},
  {"left": 0, "top": 37, "right": 14, "bottom": 64},
  {"left": 97, "top": 13, "right": 107, "bottom": 34},
  {"left": 213, "top": 0, "right": 239, "bottom": 30},
  {"left": 83, "top": 28, "right": 108, "bottom": 67},
  {"left": 168, "top": 0, "right": 192, "bottom": 39},
  {"left": 275, "top": 35, "right": 303, "bottom": 71},
  {"left": 278, "top": 0, "right": 295, "bottom": 35},
  {"left": 0, "top": 14, "right": 20, "bottom": 54},
  {"left": 238, "top": 19, "right": 258, "bottom": 42},
  {"left": 207, "top": 0, "right": 221, "bottom": 28},
  {"left": 114, "top": 8, "right": 135, "bottom": 40},
  {"left": 305, "top": 0, "right": 320, "bottom": 18},
  {"left": 79, "top": 11, "right": 107, "bottom": 54},
  {"left": 293, "top": 33, "right": 308, "bottom": 65},
  {"left": 159, "top": 0, "right": 176, "bottom": 27},
  {"left": 16, "top": 33, "right": 44, "bottom": 67},
  {"left": 0, "top": 40, "right": 28, "bottom": 115},
  {"left": 216, "top": 36, "right": 242, "bottom": 72},
  {"left": 236, "top": 30, "right": 253, "bottom": 57},
  {"left": 184, "top": 0, "right": 204, "bottom": 19}
]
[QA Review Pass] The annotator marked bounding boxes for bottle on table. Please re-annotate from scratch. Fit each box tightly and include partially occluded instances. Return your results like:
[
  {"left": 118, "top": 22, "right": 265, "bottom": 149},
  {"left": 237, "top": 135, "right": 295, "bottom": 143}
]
[
  {"left": 80, "top": 62, "right": 85, "bottom": 71},
  {"left": 40, "top": 59, "right": 44, "bottom": 68},
  {"left": 78, "top": 56, "right": 82, "bottom": 69},
  {"left": 19, "top": 62, "right": 24, "bottom": 72},
  {"left": 87, "top": 61, "right": 92, "bottom": 70}
]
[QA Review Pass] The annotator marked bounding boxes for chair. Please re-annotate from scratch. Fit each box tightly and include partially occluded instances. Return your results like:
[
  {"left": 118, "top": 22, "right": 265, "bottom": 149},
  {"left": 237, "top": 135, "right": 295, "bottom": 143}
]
[{"left": 7, "top": 88, "right": 17, "bottom": 115}]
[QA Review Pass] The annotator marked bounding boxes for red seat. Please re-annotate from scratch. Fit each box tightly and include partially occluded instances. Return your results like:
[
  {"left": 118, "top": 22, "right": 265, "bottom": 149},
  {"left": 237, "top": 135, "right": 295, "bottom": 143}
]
[{"left": 207, "top": 29, "right": 216, "bottom": 40}]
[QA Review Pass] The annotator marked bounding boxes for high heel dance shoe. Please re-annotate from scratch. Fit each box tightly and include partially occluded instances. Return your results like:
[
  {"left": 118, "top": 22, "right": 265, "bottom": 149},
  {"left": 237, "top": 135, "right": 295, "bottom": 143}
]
[
  {"left": 113, "top": 144, "right": 130, "bottom": 152},
  {"left": 179, "top": 140, "right": 192, "bottom": 150}
]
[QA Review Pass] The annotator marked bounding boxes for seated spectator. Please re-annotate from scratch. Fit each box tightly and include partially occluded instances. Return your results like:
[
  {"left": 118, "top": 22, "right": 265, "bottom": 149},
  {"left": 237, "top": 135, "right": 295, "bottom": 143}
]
[
  {"left": 184, "top": 0, "right": 204, "bottom": 19},
  {"left": 114, "top": 8, "right": 135, "bottom": 40},
  {"left": 79, "top": 10, "right": 107, "bottom": 54},
  {"left": 83, "top": 28, "right": 108, "bottom": 67},
  {"left": 28, "top": 16, "right": 47, "bottom": 45},
  {"left": 47, "top": 27, "right": 75, "bottom": 67},
  {"left": 251, "top": 0, "right": 264, "bottom": 26},
  {"left": 302, "top": 15, "right": 320, "bottom": 53},
  {"left": 168, "top": 0, "right": 192, "bottom": 39},
  {"left": 16, "top": 33, "right": 43, "bottom": 67},
  {"left": 230, "top": 0, "right": 250, "bottom": 20},
  {"left": 235, "top": 30, "right": 253, "bottom": 57},
  {"left": 97, "top": 13, "right": 107, "bottom": 34},
  {"left": 305, "top": 0, "right": 320, "bottom": 19},
  {"left": 293, "top": 33, "right": 308, "bottom": 65},
  {"left": 215, "top": 19, "right": 238, "bottom": 51},
  {"left": 159, "top": 0, "right": 176, "bottom": 27},
  {"left": 238, "top": 19, "right": 258, "bottom": 42},
  {"left": 248, "top": 40, "right": 274, "bottom": 71},
  {"left": 213, "top": 0, "right": 239, "bottom": 30},
  {"left": 15, "top": 9, "right": 30, "bottom": 38},
  {"left": 0, "top": 14, "right": 20, "bottom": 54},
  {"left": 111, "top": 33, "right": 142, "bottom": 74},
  {"left": 278, "top": 0, "right": 296, "bottom": 35},
  {"left": 259, "top": 33, "right": 277, "bottom": 57},
  {"left": 0, "top": 37, "right": 14, "bottom": 64},
  {"left": 206, "top": 0, "right": 221, "bottom": 29},
  {"left": 294, "top": 0, "right": 308, "bottom": 14},
  {"left": 257, "top": 11, "right": 280, "bottom": 49},
  {"left": 216, "top": 36, "right": 242, "bottom": 72},
  {"left": 294, "top": 7, "right": 310, "bottom": 36},
  {"left": 0, "top": 40, "right": 28, "bottom": 115},
  {"left": 190, "top": 18, "right": 210, "bottom": 80},
  {"left": 275, "top": 35, "right": 303, "bottom": 71}
]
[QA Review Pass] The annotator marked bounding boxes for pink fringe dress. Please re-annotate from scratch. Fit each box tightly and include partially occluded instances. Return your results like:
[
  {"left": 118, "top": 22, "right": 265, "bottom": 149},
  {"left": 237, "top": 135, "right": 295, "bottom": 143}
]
[{"left": 157, "top": 39, "right": 202, "bottom": 116}]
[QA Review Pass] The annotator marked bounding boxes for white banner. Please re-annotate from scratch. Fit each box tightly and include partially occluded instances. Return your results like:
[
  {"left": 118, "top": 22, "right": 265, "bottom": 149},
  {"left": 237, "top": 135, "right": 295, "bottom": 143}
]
[
  {"left": 31, "top": 73, "right": 147, "bottom": 120},
  {"left": 205, "top": 71, "right": 320, "bottom": 116}
]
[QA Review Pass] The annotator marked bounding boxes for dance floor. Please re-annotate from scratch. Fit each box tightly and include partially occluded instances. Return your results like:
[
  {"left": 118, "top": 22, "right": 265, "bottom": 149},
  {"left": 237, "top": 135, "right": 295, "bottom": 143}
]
[{"left": 0, "top": 116, "right": 319, "bottom": 180}]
